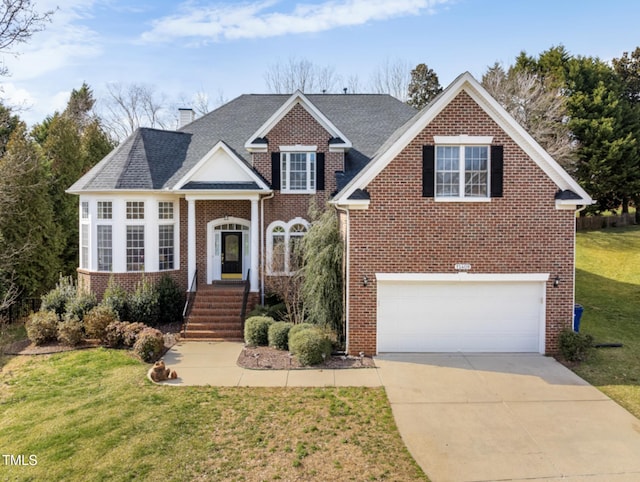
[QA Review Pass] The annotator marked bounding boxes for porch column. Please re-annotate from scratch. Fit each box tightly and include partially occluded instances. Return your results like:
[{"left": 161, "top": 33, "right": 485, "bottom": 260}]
[
  {"left": 187, "top": 198, "right": 196, "bottom": 291},
  {"left": 250, "top": 198, "right": 259, "bottom": 292}
]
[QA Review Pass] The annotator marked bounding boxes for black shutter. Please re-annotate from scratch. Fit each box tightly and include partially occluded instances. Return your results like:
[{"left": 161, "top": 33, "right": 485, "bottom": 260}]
[
  {"left": 316, "top": 152, "right": 325, "bottom": 191},
  {"left": 422, "top": 145, "right": 435, "bottom": 197},
  {"left": 271, "top": 152, "right": 281, "bottom": 190},
  {"left": 490, "top": 145, "right": 503, "bottom": 198}
]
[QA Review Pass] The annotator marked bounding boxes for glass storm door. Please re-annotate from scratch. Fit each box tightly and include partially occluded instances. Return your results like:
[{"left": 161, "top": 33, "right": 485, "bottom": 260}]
[{"left": 221, "top": 232, "right": 242, "bottom": 278}]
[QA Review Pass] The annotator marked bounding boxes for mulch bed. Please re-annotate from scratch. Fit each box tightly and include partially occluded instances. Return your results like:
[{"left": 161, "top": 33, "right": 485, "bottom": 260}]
[{"left": 237, "top": 345, "right": 376, "bottom": 370}]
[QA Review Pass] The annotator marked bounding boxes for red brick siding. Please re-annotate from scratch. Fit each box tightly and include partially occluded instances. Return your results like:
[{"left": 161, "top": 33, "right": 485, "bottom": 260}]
[
  {"left": 77, "top": 269, "right": 186, "bottom": 301},
  {"left": 347, "top": 91, "right": 576, "bottom": 355}
]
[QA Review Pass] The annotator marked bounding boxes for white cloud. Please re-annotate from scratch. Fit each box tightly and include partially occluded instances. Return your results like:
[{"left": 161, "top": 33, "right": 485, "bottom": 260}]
[
  {"left": 141, "top": 0, "right": 452, "bottom": 44},
  {"left": 2, "top": 0, "right": 102, "bottom": 81}
]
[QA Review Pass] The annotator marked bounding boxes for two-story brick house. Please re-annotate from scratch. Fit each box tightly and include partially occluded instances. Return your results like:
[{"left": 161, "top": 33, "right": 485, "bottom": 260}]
[{"left": 68, "top": 72, "right": 591, "bottom": 355}]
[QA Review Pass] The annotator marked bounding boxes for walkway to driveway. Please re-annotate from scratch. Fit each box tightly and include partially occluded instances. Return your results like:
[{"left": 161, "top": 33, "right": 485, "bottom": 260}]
[
  {"left": 159, "top": 342, "right": 640, "bottom": 481},
  {"left": 159, "top": 341, "right": 383, "bottom": 387},
  {"left": 376, "top": 353, "right": 640, "bottom": 482}
]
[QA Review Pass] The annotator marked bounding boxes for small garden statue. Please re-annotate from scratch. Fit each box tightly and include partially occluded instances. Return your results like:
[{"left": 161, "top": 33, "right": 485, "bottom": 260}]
[{"left": 148, "top": 359, "right": 177, "bottom": 382}]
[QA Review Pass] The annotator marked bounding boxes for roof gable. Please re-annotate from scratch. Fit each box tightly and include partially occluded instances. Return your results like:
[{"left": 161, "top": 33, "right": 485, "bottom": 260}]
[
  {"left": 174, "top": 141, "right": 270, "bottom": 191},
  {"left": 333, "top": 72, "right": 592, "bottom": 207},
  {"left": 245, "top": 91, "right": 352, "bottom": 151}
]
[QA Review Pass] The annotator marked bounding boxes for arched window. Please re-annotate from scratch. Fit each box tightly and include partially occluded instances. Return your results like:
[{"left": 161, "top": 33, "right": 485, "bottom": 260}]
[{"left": 266, "top": 218, "right": 309, "bottom": 274}]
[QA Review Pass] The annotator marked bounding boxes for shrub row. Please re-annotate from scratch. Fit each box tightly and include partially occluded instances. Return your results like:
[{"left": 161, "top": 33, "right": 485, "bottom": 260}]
[{"left": 243, "top": 316, "right": 332, "bottom": 366}]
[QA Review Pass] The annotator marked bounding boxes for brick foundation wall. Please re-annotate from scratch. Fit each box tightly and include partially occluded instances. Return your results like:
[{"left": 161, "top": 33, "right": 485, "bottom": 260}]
[
  {"left": 77, "top": 269, "right": 186, "bottom": 301},
  {"left": 346, "top": 91, "right": 576, "bottom": 355}
]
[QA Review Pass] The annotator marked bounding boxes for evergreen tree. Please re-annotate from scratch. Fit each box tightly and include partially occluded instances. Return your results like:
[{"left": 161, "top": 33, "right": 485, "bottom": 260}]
[
  {"left": 0, "top": 123, "right": 62, "bottom": 299},
  {"left": 35, "top": 84, "right": 114, "bottom": 276},
  {"left": 407, "top": 63, "right": 442, "bottom": 109}
]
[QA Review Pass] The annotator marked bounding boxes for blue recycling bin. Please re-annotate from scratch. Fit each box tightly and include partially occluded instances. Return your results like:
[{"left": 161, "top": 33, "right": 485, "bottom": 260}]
[{"left": 573, "top": 304, "right": 584, "bottom": 332}]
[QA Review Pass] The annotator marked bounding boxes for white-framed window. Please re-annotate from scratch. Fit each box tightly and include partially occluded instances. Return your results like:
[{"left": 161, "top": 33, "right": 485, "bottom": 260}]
[
  {"left": 97, "top": 201, "right": 112, "bottom": 219},
  {"left": 80, "top": 201, "right": 89, "bottom": 269},
  {"left": 436, "top": 145, "right": 489, "bottom": 199},
  {"left": 158, "top": 201, "right": 174, "bottom": 220},
  {"left": 266, "top": 218, "right": 310, "bottom": 274},
  {"left": 80, "top": 224, "right": 89, "bottom": 270},
  {"left": 158, "top": 201, "right": 175, "bottom": 271},
  {"left": 126, "top": 201, "right": 145, "bottom": 220},
  {"left": 159, "top": 225, "right": 174, "bottom": 271},
  {"left": 281, "top": 151, "right": 316, "bottom": 193},
  {"left": 126, "top": 225, "right": 144, "bottom": 272},
  {"left": 97, "top": 225, "right": 112, "bottom": 271}
]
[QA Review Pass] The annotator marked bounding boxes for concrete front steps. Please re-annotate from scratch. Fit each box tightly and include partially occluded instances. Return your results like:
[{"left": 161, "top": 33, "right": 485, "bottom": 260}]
[{"left": 183, "top": 283, "right": 248, "bottom": 341}]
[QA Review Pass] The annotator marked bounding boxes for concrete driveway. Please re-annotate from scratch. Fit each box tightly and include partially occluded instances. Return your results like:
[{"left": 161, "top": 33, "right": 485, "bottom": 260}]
[{"left": 375, "top": 353, "right": 640, "bottom": 482}]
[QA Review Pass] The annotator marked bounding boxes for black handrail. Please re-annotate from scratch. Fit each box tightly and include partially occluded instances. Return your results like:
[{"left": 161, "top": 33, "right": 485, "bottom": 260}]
[
  {"left": 182, "top": 269, "right": 198, "bottom": 335},
  {"left": 240, "top": 269, "right": 251, "bottom": 330}
]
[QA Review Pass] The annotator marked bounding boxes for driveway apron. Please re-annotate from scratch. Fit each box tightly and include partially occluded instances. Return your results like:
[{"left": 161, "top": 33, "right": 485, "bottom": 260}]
[{"left": 375, "top": 353, "right": 640, "bottom": 482}]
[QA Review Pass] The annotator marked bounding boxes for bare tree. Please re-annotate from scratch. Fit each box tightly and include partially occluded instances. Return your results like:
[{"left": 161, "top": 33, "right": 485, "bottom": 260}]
[
  {"left": 482, "top": 63, "right": 576, "bottom": 171},
  {"left": 264, "top": 57, "right": 344, "bottom": 94},
  {"left": 0, "top": 0, "right": 54, "bottom": 75},
  {"left": 100, "top": 82, "right": 170, "bottom": 141},
  {"left": 369, "top": 58, "right": 411, "bottom": 101}
]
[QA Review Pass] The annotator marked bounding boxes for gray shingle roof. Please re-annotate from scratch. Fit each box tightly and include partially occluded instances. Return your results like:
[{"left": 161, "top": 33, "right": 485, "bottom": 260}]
[{"left": 69, "top": 93, "right": 417, "bottom": 192}]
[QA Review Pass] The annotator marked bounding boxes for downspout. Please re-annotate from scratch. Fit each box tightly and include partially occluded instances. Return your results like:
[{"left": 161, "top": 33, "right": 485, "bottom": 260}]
[
  {"left": 260, "top": 192, "right": 275, "bottom": 306},
  {"left": 333, "top": 203, "right": 350, "bottom": 354}
]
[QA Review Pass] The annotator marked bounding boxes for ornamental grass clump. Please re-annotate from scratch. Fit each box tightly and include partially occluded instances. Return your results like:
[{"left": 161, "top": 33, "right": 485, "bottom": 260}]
[
  {"left": 133, "top": 327, "right": 164, "bottom": 362},
  {"left": 244, "top": 316, "right": 274, "bottom": 346},
  {"left": 268, "top": 321, "right": 294, "bottom": 350},
  {"left": 25, "top": 311, "right": 58, "bottom": 345},
  {"left": 288, "top": 327, "right": 332, "bottom": 366}
]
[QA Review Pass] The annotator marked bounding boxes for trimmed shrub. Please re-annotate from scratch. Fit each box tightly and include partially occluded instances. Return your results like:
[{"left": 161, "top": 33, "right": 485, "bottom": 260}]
[
  {"left": 288, "top": 327, "right": 332, "bottom": 366},
  {"left": 156, "top": 275, "right": 184, "bottom": 325},
  {"left": 25, "top": 311, "right": 58, "bottom": 345},
  {"left": 104, "top": 320, "right": 129, "bottom": 348},
  {"left": 129, "top": 277, "right": 160, "bottom": 325},
  {"left": 288, "top": 323, "right": 315, "bottom": 340},
  {"left": 559, "top": 329, "right": 594, "bottom": 362},
  {"left": 123, "top": 322, "right": 147, "bottom": 348},
  {"left": 65, "top": 292, "right": 98, "bottom": 321},
  {"left": 84, "top": 305, "right": 118, "bottom": 340},
  {"left": 268, "top": 321, "right": 294, "bottom": 350},
  {"left": 244, "top": 316, "right": 274, "bottom": 346},
  {"left": 102, "top": 278, "right": 129, "bottom": 321},
  {"left": 41, "top": 276, "right": 77, "bottom": 320},
  {"left": 57, "top": 317, "right": 84, "bottom": 346},
  {"left": 133, "top": 327, "right": 165, "bottom": 362}
]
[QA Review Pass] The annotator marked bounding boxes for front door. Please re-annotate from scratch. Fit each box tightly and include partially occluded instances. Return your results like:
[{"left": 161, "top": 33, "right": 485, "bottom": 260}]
[{"left": 221, "top": 231, "right": 242, "bottom": 279}]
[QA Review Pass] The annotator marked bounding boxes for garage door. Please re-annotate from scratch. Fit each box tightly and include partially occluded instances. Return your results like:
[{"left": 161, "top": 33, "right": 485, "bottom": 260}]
[{"left": 376, "top": 274, "right": 547, "bottom": 353}]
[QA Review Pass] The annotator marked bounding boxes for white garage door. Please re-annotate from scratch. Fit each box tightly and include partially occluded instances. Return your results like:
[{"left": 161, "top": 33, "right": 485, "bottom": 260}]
[{"left": 376, "top": 274, "right": 547, "bottom": 353}]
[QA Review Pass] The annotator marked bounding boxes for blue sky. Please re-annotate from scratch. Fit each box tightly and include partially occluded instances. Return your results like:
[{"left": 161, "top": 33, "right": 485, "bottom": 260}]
[{"left": 2, "top": 0, "right": 639, "bottom": 126}]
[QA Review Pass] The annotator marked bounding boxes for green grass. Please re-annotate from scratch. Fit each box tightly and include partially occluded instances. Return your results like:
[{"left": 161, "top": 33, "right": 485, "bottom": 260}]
[
  {"left": 574, "top": 226, "right": 640, "bottom": 418},
  {"left": 0, "top": 348, "right": 427, "bottom": 481}
]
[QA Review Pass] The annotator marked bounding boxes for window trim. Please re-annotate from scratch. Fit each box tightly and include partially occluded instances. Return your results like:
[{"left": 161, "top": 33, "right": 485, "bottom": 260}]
[
  {"left": 266, "top": 218, "right": 310, "bottom": 275},
  {"left": 280, "top": 147, "right": 317, "bottom": 194},
  {"left": 434, "top": 141, "right": 492, "bottom": 202}
]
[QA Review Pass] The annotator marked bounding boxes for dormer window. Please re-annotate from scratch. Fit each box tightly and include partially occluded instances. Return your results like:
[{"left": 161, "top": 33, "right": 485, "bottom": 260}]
[{"left": 280, "top": 147, "right": 317, "bottom": 193}]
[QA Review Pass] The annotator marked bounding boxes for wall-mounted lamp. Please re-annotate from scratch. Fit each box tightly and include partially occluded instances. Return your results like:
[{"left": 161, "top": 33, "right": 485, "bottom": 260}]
[
  {"left": 553, "top": 275, "right": 560, "bottom": 288},
  {"left": 363, "top": 275, "right": 369, "bottom": 287}
]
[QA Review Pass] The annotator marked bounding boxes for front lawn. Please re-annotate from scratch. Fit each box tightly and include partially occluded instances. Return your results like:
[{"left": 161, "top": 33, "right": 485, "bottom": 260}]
[
  {"left": 0, "top": 349, "right": 427, "bottom": 481},
  {"left": 574, "top": 226, "right": 640, "bottom": 418}
]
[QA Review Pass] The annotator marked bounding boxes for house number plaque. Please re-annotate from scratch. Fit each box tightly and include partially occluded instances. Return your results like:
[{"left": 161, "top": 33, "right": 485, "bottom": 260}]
[{"left": 454, "top": 263, "right": 471, "bottom": 271}]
